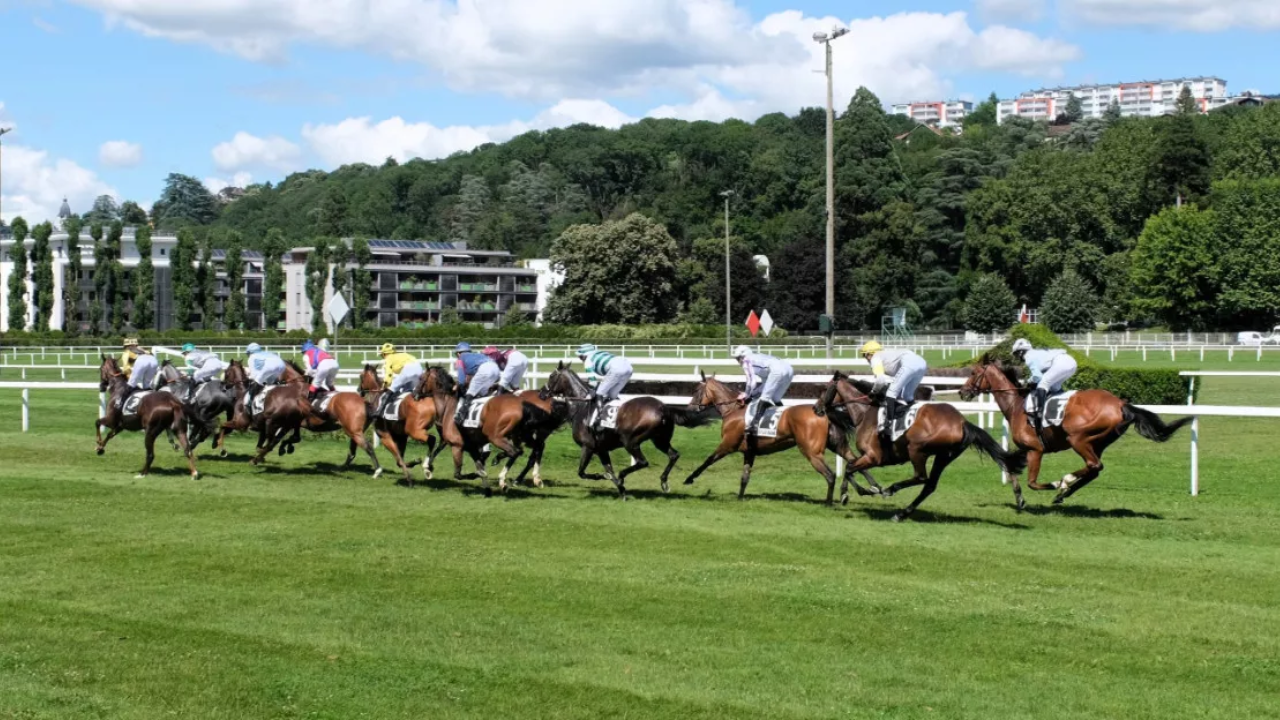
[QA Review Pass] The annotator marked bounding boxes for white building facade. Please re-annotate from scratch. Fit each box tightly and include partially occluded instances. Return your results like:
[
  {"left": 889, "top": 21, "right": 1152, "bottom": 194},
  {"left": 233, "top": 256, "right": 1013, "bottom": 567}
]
[
  {"left": 890, "top": 100, "right": 973, "bottom": 128},
  {"left": 998, "top": 77, "right": 1232, "bottom": 123}
]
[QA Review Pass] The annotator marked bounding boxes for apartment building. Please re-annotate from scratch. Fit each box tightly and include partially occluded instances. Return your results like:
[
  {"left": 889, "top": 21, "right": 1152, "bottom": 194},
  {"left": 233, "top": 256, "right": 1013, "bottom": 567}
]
[
  {"left": 890, "top": 100, "right": 973, "bottom": 128},
  {"left": 998, "top": 77, "right": 1232, "bottom": 123}
]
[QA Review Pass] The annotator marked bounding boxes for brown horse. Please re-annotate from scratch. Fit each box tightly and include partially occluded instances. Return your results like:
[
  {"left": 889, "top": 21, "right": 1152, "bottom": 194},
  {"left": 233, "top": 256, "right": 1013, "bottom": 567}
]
[
  {"left": 959, "top": 359, "right": 1195, "bottom": 509},
  {"left": 820, "top": 372, "right": 1028, "bottom": 521},
  {"left": 541, "top": 362, "right": 715, "bottom": 498},
  {"left": 95, "top": 356, "right": 199, "bottom": 479},
  {"left": 419, "top": 366, "right": 564, "bottom": 496},
  {"left": 281, "top": 360, "right": 383, "bottom": 475},
  {"left": 359, "top": 364, "right": 441, "bottom": 485},
  {"left": 681, "top": 374, "right": 869, "bottom": 504}
]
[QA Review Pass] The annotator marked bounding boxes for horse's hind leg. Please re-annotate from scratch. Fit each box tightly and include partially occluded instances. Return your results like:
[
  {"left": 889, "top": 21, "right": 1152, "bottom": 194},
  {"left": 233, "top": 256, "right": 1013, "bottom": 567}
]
[
  {"left": 893, "top": 450, "right": 957, "bottom": 522},
  {"left": 652, "top": 429, "right": 680, "bottom": 493},
  {"left": 617, "top": 443, "right": 650, "bottom": 484},
  {"left": 1055, "top": 435, "right": 1108, "bottom": 504},
  {"left": 737, "top": 451, "right": 756, "bottom": 501},
  {"left": 881, "top": 451, "right": 931, "bottom": 499},
  {"left": 597, "top": 448, "right": 626, "bottom": 499},
  {"left": 139, "top": 423, "right": 163, "bottom": 478},
  {"left": 175, "top": 419, "right": 199, "bottom": 480},
  {"left": 577, "top": 444, "right": 606, "bottom": 482}
]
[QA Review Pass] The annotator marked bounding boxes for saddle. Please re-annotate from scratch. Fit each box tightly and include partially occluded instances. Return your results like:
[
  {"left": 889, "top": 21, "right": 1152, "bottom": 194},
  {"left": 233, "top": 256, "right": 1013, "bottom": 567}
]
[
  {"left": 589, "top": 399, "right": 626, "bottom": 431},
  {"left": 1026, "top": 390, "right": 1076, "bottom": 427},
  {"left": 877, "top": 403, "right": 922, "bottom": 442},
  {"left": 121, "top": 390, "right": 153, "bottom": 417},
  {"left": 380, "top": 392, "right": 413, "bottom": 421},
  {"left": 744, "top": 402, "right": 783, "bottom": 438}
]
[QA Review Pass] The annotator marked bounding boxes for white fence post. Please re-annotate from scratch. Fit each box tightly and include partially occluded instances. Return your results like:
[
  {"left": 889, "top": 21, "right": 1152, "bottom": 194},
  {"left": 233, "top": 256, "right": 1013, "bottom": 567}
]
[
  {"left": 1188, "top": 376, "right": 1198, "bottom": 497},
  {"left": 22, "top": 388, "right": 30, "bottom": 432},
  {"left": 99, "top": 391, "right": 106, "bottom": 419}
]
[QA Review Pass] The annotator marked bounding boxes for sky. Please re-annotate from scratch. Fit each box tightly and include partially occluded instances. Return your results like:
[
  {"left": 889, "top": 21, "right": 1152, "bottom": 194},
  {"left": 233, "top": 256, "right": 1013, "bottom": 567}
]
[{"left": 1, "top": 0, "right": 1278, "bottom": 225}]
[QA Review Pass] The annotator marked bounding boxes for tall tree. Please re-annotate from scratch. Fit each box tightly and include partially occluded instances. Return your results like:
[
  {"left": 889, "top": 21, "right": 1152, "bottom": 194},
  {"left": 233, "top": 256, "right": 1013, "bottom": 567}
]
[
  {"left": 545, "top": 213, "right": 680, "bottom": 324},
  {"left": 224, "top": 231, "right": 246, "bottom": 330},
  {"left": 88, "top": 223, "right": 105, "bottom": 333},
  {"left": 1103, "top": 100, "right": 1123, "bottom": 123},
  {"left": 1176, "top": 86, "right": 1200, "bottom": 115},
  {"left": 326, "top": 237, "right": 351, "bottom": 329},
  {"left": 963, "top": 92, "right": 1000, "bottom": 130},
  {"left": 351, "top": 236, "right": 373, "bottom": 330},
  {"left": 197, "top": 236, "right": 217, "bottom": 330},
  {"left": 1149, "top": 112, "right": 1211, "bottom": 207},
  {"left": 1061, "top": 93, "right": 1084, "bottom": 124},
  {"left": 962, "top": 273, "right": 1017, "bottom": 333},
  {"left": 119, "top": 200, "right": 150, "bottom": 225},
  {"left": 31, "top": 221, "right": 55, "bottom": 332},
  {"left": 1130, "top": 205, "right": 1220, "bottom": 330},
  {"left": 6, "top": 217, "right": 29, "bottom": 331},
  {"left": 450, "top": 175, "right": 491, "bottom": 246},
  {"left": 172, "top": 229, "right": 197, "bottom": 331},
  {"left": 107, "top": 221, "right": 127, "bottom": 332},
  {"left": 133, "top": 226, "right": 155, "bottom": 330},
  {"left": 261, "top": 228, "right": 287, "bottom": 331},
  {"left": 1214, "top": 179, "right": 1280, "bottom": 327},
  {"left": 62, "top": 217, "right": 83, "bottom": 335},
  {"left": 82, "top": 195, "right": 120, "bottom": 224},
  {"left": 155, "top": 173, "right": 221, "bottom": 228},
  {"left": 317, "top": 186, "right": 349, "bottom": 237},
  {"left": 1040, "top": 269, "right": 1098, "bottom": 333},
  {"left": 834, "top": 87, "right": 907, "bottom": 238},
  {"left": 304, "top": 242, "right": 330, "bottom": 333},
  {"left": 766, "top": 236, "right": 828, "bottom": 332}
]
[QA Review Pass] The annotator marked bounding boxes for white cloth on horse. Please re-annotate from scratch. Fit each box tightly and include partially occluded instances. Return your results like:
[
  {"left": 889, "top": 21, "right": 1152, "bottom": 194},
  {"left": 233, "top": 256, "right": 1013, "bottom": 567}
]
[
  {"left": 249, "top": 354, "right": 286, "bottom": 385},
  {"left": 388, "top": 362, "right": 423, "bottom": 394},
  {"left": 881, "top": 352, "right": 927, "bottom": 402},
  {"left": 593, "top": 358, "right": 633, "bottom": 400},
  {"left": 192, "top": 358, "right": 227, "bottom": 383},
  {"left": 310, "top": 358, "right": 339, "bottom": 391},
  {"left": 128, "top": 354, "right": 158, "bottom": 390},
  {"left": 499, "top": 351, "right": 529, "bottom": 391},
  {"left": 465, "top": 361, "right": 502, "bottom": 398}
]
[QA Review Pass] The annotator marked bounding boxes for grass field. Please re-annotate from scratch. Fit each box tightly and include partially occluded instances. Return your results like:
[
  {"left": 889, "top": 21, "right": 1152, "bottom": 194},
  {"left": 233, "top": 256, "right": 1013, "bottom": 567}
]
[{"left": 2, "top": 367, "right": 1280, "bottom": 718}]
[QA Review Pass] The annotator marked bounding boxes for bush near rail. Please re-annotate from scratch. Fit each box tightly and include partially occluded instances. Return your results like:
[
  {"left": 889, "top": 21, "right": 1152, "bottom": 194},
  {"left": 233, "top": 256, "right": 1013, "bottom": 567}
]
[{"left": 954, "top": 324, "right": 1195, "bottom": 405}]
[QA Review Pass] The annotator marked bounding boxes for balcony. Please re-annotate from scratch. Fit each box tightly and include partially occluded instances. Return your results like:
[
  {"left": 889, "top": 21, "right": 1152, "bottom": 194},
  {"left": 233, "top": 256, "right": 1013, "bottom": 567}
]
[
  {"left": 458, "top": 282, "right": 499, "bottom": 292},
  {"left": 398, "top": 280, "right": 440, "bottom": 291},
  {"left": 457, "top": 300, "right": 498, "bottom": 312},
  {"left": 516, "top": 284, "right": 537, "bottom": 293},
  {"left": 398, "top": 300, "right": 440, "bottom": 311}
]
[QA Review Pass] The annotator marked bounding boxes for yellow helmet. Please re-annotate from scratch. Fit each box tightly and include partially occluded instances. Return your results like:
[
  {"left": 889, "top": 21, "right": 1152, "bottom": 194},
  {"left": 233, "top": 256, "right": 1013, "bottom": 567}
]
[
  {"left": 859, "top": 340, "right": 884, "bottom": 355},
  {"left": 122, "top": 337, "right": 139, "bottom": 348},
  {"left": 379, "top": 343, "right": 396, "bottom": 356}
]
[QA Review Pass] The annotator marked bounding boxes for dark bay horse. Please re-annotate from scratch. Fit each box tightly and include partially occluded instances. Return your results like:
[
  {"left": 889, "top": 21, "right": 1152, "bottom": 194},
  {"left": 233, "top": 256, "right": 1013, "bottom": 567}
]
[
  {"left": 419, "top": 366, "right": 564, "bottom": 495},
  {"left": 95, "top": 356, "right": 199, "bottom": 479},
  {"left": 820, "top": 372, "right": 1028, "bottom": 521},
  {"left": 360, "top": 364, "right": 441, "bottom": 485},
  {"left": 960, "top": 359, "right": 1195, "bottom": 508},
  {"left": 682, "top": 374, "right": 869, "bottom": 504},
  {"left": 541, "top": 362, "right": 714, "bottom": 498},
  {"left": 156, "top": 360, "right": 236, "bottom": 451}
]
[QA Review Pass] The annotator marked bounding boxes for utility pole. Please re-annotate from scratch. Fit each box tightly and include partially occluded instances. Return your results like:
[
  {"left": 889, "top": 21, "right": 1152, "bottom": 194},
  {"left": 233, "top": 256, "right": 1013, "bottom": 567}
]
[
  {"left": 721, "top": 190, "right": 735, "bottom": 350},
  {"left": 0, "top": 127, "right": 12, "bottom": 226},
  {"left": 813, "top": 27, "right": 848, "bottom": 361}
]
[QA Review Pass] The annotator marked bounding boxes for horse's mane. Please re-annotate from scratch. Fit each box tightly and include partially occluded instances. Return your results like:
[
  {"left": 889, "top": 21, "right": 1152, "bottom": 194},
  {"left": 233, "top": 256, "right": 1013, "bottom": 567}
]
[
  {"left": 552, "top": 364, "right": 591, "bottom": 396},
  {"left": 284, "top": 359, "right": 307, "bottom": 375},
  {"left": 429, "top": 365, "right": 455, "bottom": 393},
  {"left": 830, "top": 371, "right": 874, "bottom": 399}
]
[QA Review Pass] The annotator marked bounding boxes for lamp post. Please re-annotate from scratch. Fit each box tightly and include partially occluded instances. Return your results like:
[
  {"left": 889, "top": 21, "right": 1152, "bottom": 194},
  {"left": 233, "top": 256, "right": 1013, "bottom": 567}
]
[
  {"left": 721, "top": 189, "right": 735, "bottom": 350},
  {"left": 813, "top": 26, "right": 848, "bottom": 360},
  {"left": 0, "top": 127, "right": 12, "bottom": 226}
]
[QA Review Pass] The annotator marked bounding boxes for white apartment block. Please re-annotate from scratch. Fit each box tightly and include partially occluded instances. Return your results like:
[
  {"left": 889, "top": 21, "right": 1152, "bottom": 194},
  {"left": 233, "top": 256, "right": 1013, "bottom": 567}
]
[
  {"left": 891, "top": 100, "right": 973, "bottom": 128},
  {"left": 998, "top": 77, "right": 1231, "bottom": 123}
]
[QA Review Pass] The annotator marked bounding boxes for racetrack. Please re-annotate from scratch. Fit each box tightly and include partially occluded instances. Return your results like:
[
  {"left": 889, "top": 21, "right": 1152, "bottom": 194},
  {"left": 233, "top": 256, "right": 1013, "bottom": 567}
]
[{"left": 1, "top": 372, "right": 1279, "bottom": 718}]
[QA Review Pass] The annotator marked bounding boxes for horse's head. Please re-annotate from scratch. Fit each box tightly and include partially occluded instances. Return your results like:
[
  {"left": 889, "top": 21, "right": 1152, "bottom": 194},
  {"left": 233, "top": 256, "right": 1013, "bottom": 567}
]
[
  {"left": 157, "top": 359, "right": 183, "bottom": 387},
  {"left": 540, "top": 361, "right": 588, "bottom": 400},
  {"left": 422, "top": 366, "right": 455, "bottom": 396},
  {"left": 359, "top": 364, "right": 381, "bottom": 397},
  {"left": 224, "top": 359, "right": 246, "bottom": 386},
  {"left": 688, "top": 371, "right": 733, "bottom": 412},
  {"left": 99, "top": 355, "right": 121, "bottom": 392},
  {"left": 960, "top": 358, "right": 1021, "bottom": 401},
  {"left": 282, "top": 359, "right": 306, "bottom": 383}
]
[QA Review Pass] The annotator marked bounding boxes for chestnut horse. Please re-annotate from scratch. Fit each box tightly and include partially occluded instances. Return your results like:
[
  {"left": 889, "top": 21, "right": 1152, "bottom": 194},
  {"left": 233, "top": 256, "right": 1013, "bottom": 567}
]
[
  {"left": 359, "top": 364, "right": 441, "bottom": 485},
  {"left": 541, "top": 362, "right": 715, "bottom": 498},
  {"left": 820, "top": 372, "right": 1028, "bottom": 521},
  {"left": 95, "top": 356, "right": 199, "bottom": 479},
  {"left": 682, "top": 374, "right": 870, "bottom": 504},
  {"left": 419, "top": 366, "right": 565, "bottom": 496},
  {"left": 959, "top": 359, "right": 1195, "bottom": 509}
]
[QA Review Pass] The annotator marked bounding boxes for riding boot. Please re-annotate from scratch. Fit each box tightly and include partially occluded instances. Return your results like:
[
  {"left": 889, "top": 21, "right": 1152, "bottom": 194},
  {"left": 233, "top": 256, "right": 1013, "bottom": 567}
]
[
  {"left": 749, "top": 399, "right": 774, "bottom": 436},
  {"left": 117, "top": 386, "right": 133, "bottom": 410},
  {"left": 456, "top": 396, "right": 472, "bottom": 425},
  {"left": 588, "top": 395, "right": 602, "bottom": 434},
  {"left": 1032, "top": 387, "right": 1049, "bottom": 436},
  {"left": 880, "top": 399, "right": 899, "bottom": 446}
]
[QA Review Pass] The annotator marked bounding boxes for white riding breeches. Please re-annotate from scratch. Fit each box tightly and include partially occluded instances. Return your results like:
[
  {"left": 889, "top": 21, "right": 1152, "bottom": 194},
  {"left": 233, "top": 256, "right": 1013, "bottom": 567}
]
[
  {"left": 310, "top": 358, "right": 339, "bottom": 390},
  {"left": 389, "top": 363, "right": 424, "bottom": 394},
  {"left": 192, "top": 360, "right": 226, "bottom": 384},
  {"left": 594, "top": 359, "right": 634, "bottom": 400},
  {"left": 886, "top": 354, "right": 928, "bottom": 402},
  {"left": 128, "top": 355, "right": 158, "bottom": 390},
  {"left": 466, "top": 362, "right": 502, "bottom": 398}
]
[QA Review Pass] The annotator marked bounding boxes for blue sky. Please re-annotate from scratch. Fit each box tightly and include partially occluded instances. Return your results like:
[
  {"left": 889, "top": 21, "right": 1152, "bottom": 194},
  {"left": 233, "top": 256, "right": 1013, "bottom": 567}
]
[{"left": 1, "top": 0, "right": 1277, "bottom": 224}]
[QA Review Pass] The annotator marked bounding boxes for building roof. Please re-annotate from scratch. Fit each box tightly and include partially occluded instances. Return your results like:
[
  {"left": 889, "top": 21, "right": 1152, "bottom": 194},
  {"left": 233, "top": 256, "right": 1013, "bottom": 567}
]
[{"left": 58, "top": 198, "right": 72, "bottom": 219}]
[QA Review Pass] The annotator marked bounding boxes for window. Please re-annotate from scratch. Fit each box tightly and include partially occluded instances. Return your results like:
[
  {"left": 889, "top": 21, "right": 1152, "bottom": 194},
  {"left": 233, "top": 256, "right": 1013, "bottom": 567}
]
[{"left": 160, "top": 248, "right": 166, "bottom": 256}]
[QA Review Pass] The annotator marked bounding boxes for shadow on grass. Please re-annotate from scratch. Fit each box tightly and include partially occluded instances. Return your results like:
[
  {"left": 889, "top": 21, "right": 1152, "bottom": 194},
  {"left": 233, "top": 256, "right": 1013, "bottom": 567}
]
[
  {"left": 584, "top": 487, "right": 701, "bottom": 501},
  {"left": 1006, "top": 503, "right": 1165, "bottom": 520},
  {"left": 256, "top": 462, "right": 376, "bottom": 477},
  {"left": 849, "top": 506, "right": 1032, "bottom": 529}
]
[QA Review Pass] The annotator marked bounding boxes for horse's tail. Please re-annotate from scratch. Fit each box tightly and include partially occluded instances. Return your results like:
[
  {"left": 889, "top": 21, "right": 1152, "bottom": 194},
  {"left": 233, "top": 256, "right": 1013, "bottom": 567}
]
[
  {"left": 521, "top": 399, "right": 556, "bottom": 430},
  {"left": 1122, "top": 403, "right": 1195, "bottom": 443},
  {"left": 664, "top": 404, "right": 718, "bottom": 428},
  {"left": 961, "top": 421, "right": 1028, "bottom": 475}
]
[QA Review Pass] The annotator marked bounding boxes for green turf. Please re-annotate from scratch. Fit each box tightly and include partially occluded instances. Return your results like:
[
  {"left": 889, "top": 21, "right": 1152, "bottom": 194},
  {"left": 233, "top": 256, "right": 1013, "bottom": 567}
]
[{"left": 2, "top": 381, "right": 1279, "bottom": 719}]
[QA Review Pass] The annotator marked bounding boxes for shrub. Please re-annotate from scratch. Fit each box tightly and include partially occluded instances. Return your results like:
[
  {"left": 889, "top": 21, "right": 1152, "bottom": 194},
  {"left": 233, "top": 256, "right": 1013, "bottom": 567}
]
[
  {"left": 962, "top": 273, "right": 1017, "bottom": 333},
  {"left": 1040, "top": 269, "right": 1097, "bottom": 333}
]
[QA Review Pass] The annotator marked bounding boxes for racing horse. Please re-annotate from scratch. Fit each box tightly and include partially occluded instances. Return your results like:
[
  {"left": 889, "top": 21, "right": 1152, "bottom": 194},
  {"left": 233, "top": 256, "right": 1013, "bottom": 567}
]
[
  {"left": 681, "top": 373, "right": 873, "bottom": 505},
  {"left": 95, "top": 356, "right": 199, "bottom": 479},
  {"left": 359, "top": 364, "right": 441, "bottom": 485},
  {"left": 156, "top": 360, "right": 236, "bottom": 451},
  {"left": 959, "top": 358, "right": 1195, "bottom": 509},
  {"left": 540, "top": 362, "right": 715, "bottom": 498},
  {"left": 820, "top": 372, "right": 1028, "bottom": 521}
]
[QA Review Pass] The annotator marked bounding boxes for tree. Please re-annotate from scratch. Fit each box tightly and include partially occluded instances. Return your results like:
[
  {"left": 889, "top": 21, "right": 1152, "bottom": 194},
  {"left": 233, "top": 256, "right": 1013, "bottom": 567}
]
[
  {"left": 450, "top": 175, "right": 491, "bottom": 245},
  {"left": 6, "top": 217, "right": 29, "bottom": 331},
  {"left": 1176, "top": 86, "right": 1199, "bottom": 116},
  {"left": 350, "top": 236, "right": 373, "bottom": 330},
  {"left": 119, "top": 200, "right": 149, "bottom": 225},
  {"left": 1040, "top": 269, "right": 1098, "bottom": 333},
  {"left": 1060, "top": 93, "right": 1084, "bottom": 124},
  {"left": 172, "top": 228, "right": 198, "bottom": 331},
  {"left": 1103, "top": 100, "right": 1123, "bottom": 123},
  {"left": 962, "top": 273, "right": 1017, "bottom": 333},
  {"left": 63, "top": 217, "right": 83, "bottom": 335},
  {"left": 88, "top": 223, "right": 105, "bottom": 333},
  {"left": 766, "top": 236, "right": 828, "bottom": 332},
  {"left": 1149, "top": 113, "right": 1211, "bottom": 207},
  {"left": 439, "top": 305, "right": 462, "bottom": 325},
  {"left": 500, "top": 303, "right": 531, "bottom": 328},
  {"left": 133, "top": 226, "right": 155, "bottom": 330},
  {"left": 1214, "top": 179, "right": 1280, "bottom": 327},
  {"left": 963, "top": 92, "right": 1000, "bottom": 130},
  {"left": 107, "top": 221, "right": 127, "bottom": 332},
  {"left": 545, "top": 213, "right": 680, "bottom": 324},
  {"left": 692, "top": 238, "right": 768, "bottom": 325},
  {"left": 834, "top": 87, "right": 907, "bottom": 237},
  {"left": 155, "top": 173, "right": 220, "bottom": 228},
  {"left": 304, "top": 242, "right": 329, "bottom": 333},
  {"left": 82, "top": 195, "right": 120, "bottom": 224},
  {"left": 224, "top": 231, "right": 246, "bottom": 330},
  {"left": 197, "top": 236, "right": 217, "bottom": 330},
  {"left": 317, "top": 186, "right": 349, "bottom": 237},
  {"left": 842, "top": 201, "right": 923, "bottom": 330},
  {"left": 678, "top": 296, "right": 718, "bottom": 325},
  {"left": 1130, "top": 206, "right": 1220, "bottom": 330},
  {"left": 29, "top": 222, "right": 55, "bottom": 331},
  {"left": 261, "top": 228, "right": 287, "bottom": 331}
]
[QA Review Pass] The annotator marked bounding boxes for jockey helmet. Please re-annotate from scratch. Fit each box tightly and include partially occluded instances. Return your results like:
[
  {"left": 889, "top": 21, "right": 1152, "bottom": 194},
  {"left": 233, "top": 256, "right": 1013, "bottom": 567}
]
[
  {"left": 482, "top": 345, "right": 503, "bottom": 360},
  {"left": 576, "top": 343, "right": 597, "bottom": 357},
  {"left": 859, "top": 340, "right": 884, "bottom": 356},
  {"left": 379, "top": 343, "right": 396, "bottom": 356},
  {"left": 1011, "top": 339, "right": 1033, "bottom": 355},
  {"left": 731, "top": 345, "right": 751, "bottom": 360},
  {"left": 122, "top": 337, "right": 139, "bottom": 348},
  {"left": 301, "top": 340, "right": 315, "bottom": 352},
  {"left": 246, "top": 343, "right": 263, "bottom": 355},
  {"left": 181, "top": 343, "right": 196, "bottom": 354},
  {"left": 454, "top": 342, "right": 472, "bottom": 353}
]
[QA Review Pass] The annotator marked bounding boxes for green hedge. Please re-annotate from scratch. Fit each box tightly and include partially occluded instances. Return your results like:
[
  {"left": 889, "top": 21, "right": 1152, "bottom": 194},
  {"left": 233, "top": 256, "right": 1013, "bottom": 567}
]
[{"left": 956, "top": 324, "right": 1195, "bottom": 405}]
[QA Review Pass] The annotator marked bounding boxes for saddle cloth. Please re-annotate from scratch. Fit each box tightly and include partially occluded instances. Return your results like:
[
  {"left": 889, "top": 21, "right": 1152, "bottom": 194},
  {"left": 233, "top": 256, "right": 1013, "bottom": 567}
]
[
  {"left": 122, "top": 390, "right": 153, "bottom": 417},
  {"left": 591, "top": 399, "right": 626, "bottom": 430},
  {"left": 381, "top": 393, "right": 413, "bottom": 421},
  {"left": 461, "top": 395, "right": 494, "bottom": 428},
  {"left": 315, "top": 392, "right": 339, "bottom": 415},
  {"left": 745, "top": 404, "right": 784, "bottom": 439},
  {"left": 877, "top": 403, "right": 923, "bottom": 442},
  {"left": 249, "top": 385, "right": 280, "bottom": 418},
  {"left": 1026, "top": 390, "right": 1076, "bottom": 427}
]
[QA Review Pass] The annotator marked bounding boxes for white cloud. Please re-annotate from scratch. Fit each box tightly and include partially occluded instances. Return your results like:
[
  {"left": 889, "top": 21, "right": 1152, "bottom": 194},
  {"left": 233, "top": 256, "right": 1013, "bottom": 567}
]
[
  {"left": 1, "top": 145, "right": 117, "bottom": 225},
  {"left": 1062, "top": 0, "right": 1280, "bottom": 30},
  {"left": 204, "top": 172, "right": 254, "bottom": 195},
  {"left": 976, "top": 0, "right": 1047, "bottom": 23},
  {"left": 98, "top": 140, "right": 143, "bottom": 167},
  {"left": 211, "top": 131, "right": 302, "bottom": 172}
]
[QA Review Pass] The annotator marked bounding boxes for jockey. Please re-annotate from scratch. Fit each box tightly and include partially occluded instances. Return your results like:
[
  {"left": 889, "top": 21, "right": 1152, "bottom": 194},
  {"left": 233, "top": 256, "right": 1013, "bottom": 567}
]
[
  {"left": 483, "top": 345, "right": 530, "bottom": 393},
  {"left": 454, "top": 342, "right": 501, "bottom": 424},
  {"left": 1011, "top": 339, "right": 1079, "bottom": 434},
  {"left": 860, "top": 340, "right": 928, "bottom": 441},
  {"left": 376, "top": 343, "right": 423, "bottom": 417},
  {"left": 181, "top": 343, "right": 227, "bottom": 402},
  {"left": 732, "top": 345, "right": 794, "bottom": 436},
  {"left": 117, "top": 338, "right": 158, "bottom": 409},
  {"left": 300, "top": 339, "right": 339, "bottom": 401},
  {"left": 244, "top": 342, "right": 286, "bottom": 409},
  {"left": 577, "top": 343, "right": 633, "bottom": 433}
]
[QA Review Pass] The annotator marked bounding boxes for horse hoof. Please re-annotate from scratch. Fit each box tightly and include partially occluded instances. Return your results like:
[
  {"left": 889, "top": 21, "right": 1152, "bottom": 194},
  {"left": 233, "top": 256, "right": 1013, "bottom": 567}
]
[
  {"left": 1016, "top": 497, "right": 1026, "bottom": 513},
  {"left": 96, "top": 447, "right": 105, "bottom": 456},
  {"left": 1052, "top": 495, "right": 1065, "bottom": 506},
  {"left": 134, "top": 474, "right": 146, "bottom": 480},
  {"left": 372, "top": 468, "right": 384, "bottom": 479},
  {"left": 840, "top": 493, "right": 849, "bottom": 506},
  {"left": 287, "top": 445, "right": 295, "bottom": 455},
  {"left": 683, "top": 478, "right": 695, "bottom": 486},
  {"left": 278, "top": 446, "right": 287, "bottom": 457},
  {"left": 191, "top": 472, "right": 200, "bottom": 481},
  {"left": 891, "top": 513, "right": 905, "bottom": 523},
  {"left": 219, "top": 448, "right": 228, "bottom": 458},
  {"left": 483, "top": 488, "right": 493, "bottom": 498},
  {"left": 661, "top": 481, "right": 670, "bottom": 494}
]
